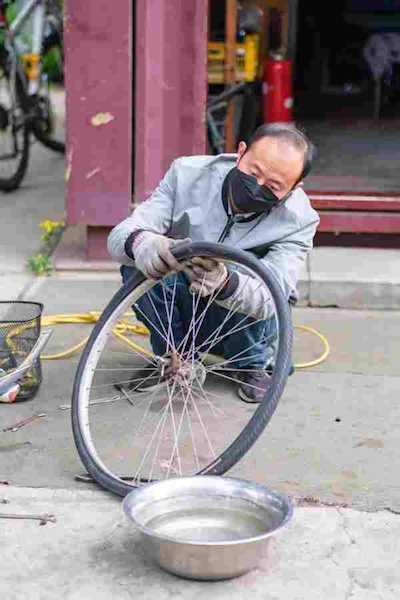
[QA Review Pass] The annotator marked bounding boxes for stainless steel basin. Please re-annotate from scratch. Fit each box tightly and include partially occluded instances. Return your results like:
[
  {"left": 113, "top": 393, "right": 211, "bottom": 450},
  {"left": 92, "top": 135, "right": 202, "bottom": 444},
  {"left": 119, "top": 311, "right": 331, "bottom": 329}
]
[{"left": 123, "top": 476, "right": 293, "bottom": 580}]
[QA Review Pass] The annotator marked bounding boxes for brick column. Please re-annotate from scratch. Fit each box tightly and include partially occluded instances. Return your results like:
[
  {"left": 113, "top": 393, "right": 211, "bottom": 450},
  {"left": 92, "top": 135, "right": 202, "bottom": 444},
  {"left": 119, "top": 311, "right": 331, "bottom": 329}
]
[
  {"left": 134, "top": 0, "right": 207, "bottom": 202},
  {"left": 65, "top": 0, "right": 207, "bottom": 259},
  {"left": 64, "top": 0, "right": 132, "bottom": 259}
]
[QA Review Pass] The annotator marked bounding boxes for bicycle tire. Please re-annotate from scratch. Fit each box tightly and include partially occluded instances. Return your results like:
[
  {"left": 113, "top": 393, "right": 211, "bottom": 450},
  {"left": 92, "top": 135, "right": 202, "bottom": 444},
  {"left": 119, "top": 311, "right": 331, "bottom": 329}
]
[
  {"left": 30, "top": 40, "right": 65, "bottom": 154},
  {"left": 71, "top": 242, "right": 293, "bottom": 497},
  {"left": 30, "top": 90, "right": 65, "bottom": 153},
  {"left": 32, "top": 125, "right": 64, "bottom": 153},
  {"left": 0, "top": 61, "right": 30, "bottom": 192}
]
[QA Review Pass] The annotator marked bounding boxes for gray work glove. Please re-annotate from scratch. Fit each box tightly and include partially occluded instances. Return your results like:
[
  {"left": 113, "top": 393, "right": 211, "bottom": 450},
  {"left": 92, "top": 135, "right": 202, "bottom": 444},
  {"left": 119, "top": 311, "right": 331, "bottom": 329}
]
[
  {"left": 184, "top": 257, "right": 228, "bottom": 297},
  {"left": 132, "top": 232, "right": 191, "bottom": 279}
]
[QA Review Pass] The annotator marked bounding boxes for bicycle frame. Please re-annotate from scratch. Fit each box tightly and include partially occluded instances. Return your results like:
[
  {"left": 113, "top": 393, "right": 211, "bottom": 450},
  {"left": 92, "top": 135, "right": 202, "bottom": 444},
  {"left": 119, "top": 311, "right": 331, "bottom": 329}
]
[
  {"left": 207, "top": 83, "right": 248, "bottom": 154},
  {"left": 207, "top": 82, "right": 260, "bottom": 155},
  {"left": 5, "top": 0, "right": 45, "bottom": 96},
  {"left": 0, "top": 1, "right": 64, "bottom": 188}
]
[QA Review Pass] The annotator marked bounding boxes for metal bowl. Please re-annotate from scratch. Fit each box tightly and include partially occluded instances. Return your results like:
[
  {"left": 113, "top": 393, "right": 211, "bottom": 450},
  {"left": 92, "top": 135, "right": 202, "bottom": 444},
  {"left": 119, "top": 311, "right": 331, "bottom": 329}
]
[{"left": 123, "top": 476, "right": 293, "bottom": 580}]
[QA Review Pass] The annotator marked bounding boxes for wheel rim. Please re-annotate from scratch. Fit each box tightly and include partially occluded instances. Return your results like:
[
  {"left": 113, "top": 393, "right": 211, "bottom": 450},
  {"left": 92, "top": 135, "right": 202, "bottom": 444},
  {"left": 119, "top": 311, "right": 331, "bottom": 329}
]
[{"left": 73, "top": 245, "right": 292, "bottom": 489}]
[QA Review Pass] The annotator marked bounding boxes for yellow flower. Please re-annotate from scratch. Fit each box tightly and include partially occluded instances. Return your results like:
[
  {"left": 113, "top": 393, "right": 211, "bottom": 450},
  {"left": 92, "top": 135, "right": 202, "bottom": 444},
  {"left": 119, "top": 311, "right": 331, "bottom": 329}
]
[{"left": 39, "top": 220, "right": 65, "bottom": 234}]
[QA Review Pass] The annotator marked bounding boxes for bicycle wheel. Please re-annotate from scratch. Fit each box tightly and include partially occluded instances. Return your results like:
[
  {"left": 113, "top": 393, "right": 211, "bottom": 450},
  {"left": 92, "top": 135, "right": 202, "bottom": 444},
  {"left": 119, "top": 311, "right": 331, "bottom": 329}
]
[
  {"left": 0, "top": 56, "right": 30, "bottom": 192},
  {"left": 72, "top": 242, "right": 293, "bottom": 496},
  {"left": 30, "top": 21, "right": 65, "bottom": 154}
]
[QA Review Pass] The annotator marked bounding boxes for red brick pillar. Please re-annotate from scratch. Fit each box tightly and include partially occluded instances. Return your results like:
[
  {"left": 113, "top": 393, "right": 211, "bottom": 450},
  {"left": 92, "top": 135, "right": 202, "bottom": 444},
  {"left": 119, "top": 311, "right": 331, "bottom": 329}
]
[
  {"left": 64, "top": 0, "right": 132, "bottom": 259},
  {"left": 65, "top": 0, "right": 207, "bottom": 259},
  {"left": 134, "top": 0, "right": 208, "bottom": 202}
]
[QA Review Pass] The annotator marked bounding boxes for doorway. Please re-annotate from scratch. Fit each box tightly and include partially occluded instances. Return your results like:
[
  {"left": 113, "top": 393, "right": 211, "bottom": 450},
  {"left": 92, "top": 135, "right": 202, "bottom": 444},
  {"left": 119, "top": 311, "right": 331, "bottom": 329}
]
[{"left": 293, "top": 0, "right": 400, "bottom": 193}]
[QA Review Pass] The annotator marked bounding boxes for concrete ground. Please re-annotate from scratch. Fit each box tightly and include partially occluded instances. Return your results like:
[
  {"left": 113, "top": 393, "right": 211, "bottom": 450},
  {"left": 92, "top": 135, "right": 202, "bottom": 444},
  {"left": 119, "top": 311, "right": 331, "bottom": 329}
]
[
  {"left": 1, "top": 285, "right": 399, "bottom": 513},
  {"left": 2, "top": 485, "right": 399, "bottom": 600},
  {"left": 0, "top": 138, "right": 400, "bottom": 598}
]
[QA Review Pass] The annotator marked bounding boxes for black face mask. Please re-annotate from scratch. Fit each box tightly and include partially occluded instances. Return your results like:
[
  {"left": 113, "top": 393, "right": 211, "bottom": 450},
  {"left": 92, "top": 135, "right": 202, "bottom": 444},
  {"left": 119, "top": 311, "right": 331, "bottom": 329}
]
[{"left": 222, "top": 167, "right": 290, "bottom": 214}]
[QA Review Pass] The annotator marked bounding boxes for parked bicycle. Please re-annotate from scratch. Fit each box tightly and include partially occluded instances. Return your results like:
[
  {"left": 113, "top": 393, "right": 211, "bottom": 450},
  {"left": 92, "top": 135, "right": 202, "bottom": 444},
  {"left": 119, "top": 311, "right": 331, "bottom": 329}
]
[
  {"left": 207, "top": 81, "right": 261, "bottom": 154},
  {"left": 0, "top": 0, "right": 64, "bottom": 191}
]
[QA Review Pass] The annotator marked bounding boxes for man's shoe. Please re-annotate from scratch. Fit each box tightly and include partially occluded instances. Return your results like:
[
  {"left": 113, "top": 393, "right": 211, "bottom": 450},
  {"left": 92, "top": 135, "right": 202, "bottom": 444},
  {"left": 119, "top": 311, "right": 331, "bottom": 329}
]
[{"left": 236, "top": 369, "right": 271, "bottom": 404}]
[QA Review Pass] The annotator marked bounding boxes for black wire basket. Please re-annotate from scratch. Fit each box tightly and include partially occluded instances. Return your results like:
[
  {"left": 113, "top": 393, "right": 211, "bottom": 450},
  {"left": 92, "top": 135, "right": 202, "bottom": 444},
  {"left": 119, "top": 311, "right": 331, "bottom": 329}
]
[{"left": 0, "top": 301, "right": 44, "bottom": 401}]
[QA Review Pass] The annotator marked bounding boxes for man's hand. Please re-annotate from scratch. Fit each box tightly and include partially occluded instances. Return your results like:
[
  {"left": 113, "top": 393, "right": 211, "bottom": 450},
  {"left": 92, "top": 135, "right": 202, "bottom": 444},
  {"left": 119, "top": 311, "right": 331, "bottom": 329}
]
[
  {"left": 133, "top": 232, "right": 191, "bottom": 279},
  {"left": 185, "top": 257, "right": 228, "bottom": 297}
]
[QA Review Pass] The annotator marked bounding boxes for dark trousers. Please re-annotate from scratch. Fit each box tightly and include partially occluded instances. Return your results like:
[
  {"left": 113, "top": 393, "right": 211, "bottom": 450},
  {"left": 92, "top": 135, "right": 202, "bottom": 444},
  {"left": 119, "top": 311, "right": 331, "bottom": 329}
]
[{"left": 121, "top": 267, "right": 277, "bottom": 369}]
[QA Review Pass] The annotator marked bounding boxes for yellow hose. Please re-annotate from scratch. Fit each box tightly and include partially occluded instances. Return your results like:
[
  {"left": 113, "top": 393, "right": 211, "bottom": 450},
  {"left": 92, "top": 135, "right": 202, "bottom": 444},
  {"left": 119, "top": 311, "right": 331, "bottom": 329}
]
[
  {"left": 292, "top": 325, "right": 330, "bottom": 369},
  {"left": 40, "top": 312, "right": 154, "bottom": 360},
  {"left": 39, "top": 312, "right": 330, "bottom": 369}
]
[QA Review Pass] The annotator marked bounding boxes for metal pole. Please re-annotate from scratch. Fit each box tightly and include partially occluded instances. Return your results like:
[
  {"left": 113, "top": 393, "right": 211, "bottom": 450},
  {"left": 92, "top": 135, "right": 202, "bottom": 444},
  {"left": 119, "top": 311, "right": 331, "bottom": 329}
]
[
  {"left": 225, "top": 0, "right": 236, "bottom": 152},
  {"left": 373, "top": 78, "right": 381, "bottom": 120}
]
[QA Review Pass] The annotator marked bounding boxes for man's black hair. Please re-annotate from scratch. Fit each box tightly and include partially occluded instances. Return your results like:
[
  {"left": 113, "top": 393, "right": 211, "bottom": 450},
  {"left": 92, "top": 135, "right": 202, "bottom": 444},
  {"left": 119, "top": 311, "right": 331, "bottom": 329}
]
[{"left": 247, "top": 123, "right": 316, "bottom": 181}]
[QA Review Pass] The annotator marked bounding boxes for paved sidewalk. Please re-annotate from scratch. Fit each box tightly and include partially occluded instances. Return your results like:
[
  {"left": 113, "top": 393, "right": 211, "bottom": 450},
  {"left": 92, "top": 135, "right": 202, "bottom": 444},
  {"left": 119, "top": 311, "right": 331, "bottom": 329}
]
[
  {"left": 2, "top": 485, "right": 399, "bottom": 600},
  {"left": 0, "top": 143, "right": 65, "bottom": 301}
]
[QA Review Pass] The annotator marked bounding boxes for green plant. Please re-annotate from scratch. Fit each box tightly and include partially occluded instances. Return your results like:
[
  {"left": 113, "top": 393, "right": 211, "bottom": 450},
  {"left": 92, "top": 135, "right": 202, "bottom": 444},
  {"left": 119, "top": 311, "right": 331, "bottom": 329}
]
[
  {"left": 42, "top": 46, "right": 63, "bottom": 82},
  {"left": 27, "top": 252, "right": 52, "bottom": 275},
  {"left": 26, "top": 219, "right": 65, "bottom": 275}
]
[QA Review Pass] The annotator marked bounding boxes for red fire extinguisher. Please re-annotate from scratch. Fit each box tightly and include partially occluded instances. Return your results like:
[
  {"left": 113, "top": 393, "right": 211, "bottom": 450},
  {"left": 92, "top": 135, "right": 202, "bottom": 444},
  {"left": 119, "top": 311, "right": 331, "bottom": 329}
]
[{"left": 262, "top": 58, "right": 293, "bottom": 123}]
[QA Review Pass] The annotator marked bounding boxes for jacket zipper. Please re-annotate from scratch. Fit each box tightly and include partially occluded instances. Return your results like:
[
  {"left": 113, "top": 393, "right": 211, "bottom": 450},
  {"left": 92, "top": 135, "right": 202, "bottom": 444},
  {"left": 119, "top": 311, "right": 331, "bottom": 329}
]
[{"left": 217, "top": 215, "right": 235, "bottom": 243}]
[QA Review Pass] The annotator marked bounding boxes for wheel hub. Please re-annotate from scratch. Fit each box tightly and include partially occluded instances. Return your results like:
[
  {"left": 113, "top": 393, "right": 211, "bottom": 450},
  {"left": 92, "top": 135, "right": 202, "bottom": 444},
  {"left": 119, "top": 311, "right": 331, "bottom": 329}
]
[
  {"left": 159, "top": 351, "right": 206, "bottom": 389},
  {"left": 175, "top": 361, "right": 206, "bottom": 388}
]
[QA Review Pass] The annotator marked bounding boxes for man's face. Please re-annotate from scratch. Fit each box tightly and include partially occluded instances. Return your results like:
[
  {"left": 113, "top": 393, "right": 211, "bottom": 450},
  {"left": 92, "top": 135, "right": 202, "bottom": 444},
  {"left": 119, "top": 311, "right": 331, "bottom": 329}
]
[{"left": 236, "top": 137, "right": 304, "bottom": 201}]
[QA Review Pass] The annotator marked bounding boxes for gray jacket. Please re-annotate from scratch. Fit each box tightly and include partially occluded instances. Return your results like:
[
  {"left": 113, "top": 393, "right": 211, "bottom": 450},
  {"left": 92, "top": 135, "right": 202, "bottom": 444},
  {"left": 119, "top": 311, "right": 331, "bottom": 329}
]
[{"left": 108, "top": 154, "right": 319, "bottom": 316}]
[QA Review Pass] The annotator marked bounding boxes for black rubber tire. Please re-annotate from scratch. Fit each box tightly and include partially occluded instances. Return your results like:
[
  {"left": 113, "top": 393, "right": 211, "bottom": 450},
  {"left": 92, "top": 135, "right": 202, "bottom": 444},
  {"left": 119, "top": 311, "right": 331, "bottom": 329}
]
[
  {"left": 0, "top": 67, "right": 30, "bottom": 192},
  {"left": 31, "top": 42, "right": 65, "bottom": 154},
  {"left": 32, "top": 126, "right": 65, "bottom": 153},
  {"left": 71, "top": 242, "right": 293, "bottom": 496},
  {"left": 0, "top": 123, "right": 30, "bottom": 192},
  {"left": 30, "top": 93, "right": 65, "bottom": 154}
]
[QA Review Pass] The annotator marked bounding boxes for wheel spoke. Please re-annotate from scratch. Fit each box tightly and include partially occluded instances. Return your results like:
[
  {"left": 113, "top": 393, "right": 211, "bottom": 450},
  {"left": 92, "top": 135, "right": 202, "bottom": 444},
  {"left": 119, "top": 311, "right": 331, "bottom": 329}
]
[
  {"left": 164, "top": 379, "right": 182, "bottom": 477},
  {"left": 132, "top": 379, "right": 181, "bottom": 481},
  {"left": 177, "top": 270, "right": 229, "bottom": 358},
  {"left": 174, "top": 279, "right": 205, "bottom": 359},
  {"left": 147, "top": 386, "right": 176, "bottom": 482},
  {"left": 205, "top": 349, "right": 273, "bottom": 373},
  {"left": 133, "top": 299, "right": 172, "bottom": 353},
  {"left": 104, "top": 347, "right": 155, "bottom": 366},
  {"left": 179, "top": 275, "right": 265, "bottom": 365},
  {"left": 185, "top": 382, "right": 227, "bottom": 420},
  {"left": 161, "top": 277, "right": 179, "bottom": 354},
  {"left": 183, "top": 397, "right": 201, "bottom": 472},
  {"left": 195, "top": 287, "right": 267, "bottom": 362},
  {"left": 177, "top": 377, "right": 217, "bottom": 460},
  {"left": 209, "top": 369, "right": 270, "bottom": 393},
  {"left": 140, "top": 287, "right": 171, "bottom": 344},
  {"left": 94, "top": 366, "right": 156, "bottom": 372}
]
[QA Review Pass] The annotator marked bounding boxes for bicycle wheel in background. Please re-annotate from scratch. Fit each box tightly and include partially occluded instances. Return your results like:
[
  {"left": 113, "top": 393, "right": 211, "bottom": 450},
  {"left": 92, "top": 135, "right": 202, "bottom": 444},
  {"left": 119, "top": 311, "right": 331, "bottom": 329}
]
[
  {"left": 30, "top": 14, "right": 65, "bottom": 153},
  {"left": 0, "top": 52, "right": 30, "bottom": 192},
  {"left": 72, "top": 243, "right": 293, "bottom": 497},
  {"left": 207, "top": 82, "right": 251, "bottom": 154}
]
